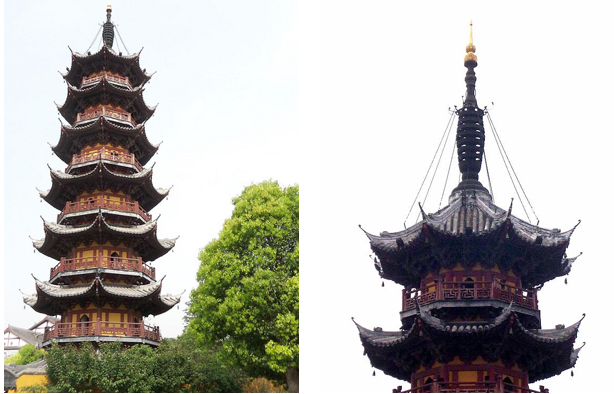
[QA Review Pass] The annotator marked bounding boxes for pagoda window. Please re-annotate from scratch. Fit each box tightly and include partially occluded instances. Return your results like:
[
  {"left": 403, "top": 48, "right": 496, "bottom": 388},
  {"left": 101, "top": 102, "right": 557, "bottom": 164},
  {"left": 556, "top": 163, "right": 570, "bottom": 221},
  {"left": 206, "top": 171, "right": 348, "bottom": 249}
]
[
  {"left": 502, "top": 377, "right": 514, "bottom": 392},
  {"left": 80, "top": 315, "right": 90, "bottom": 336},
  {"left": 110, "top": 252, "right": 120, "bottom": 268},
  {"left": 462, "top": 277, "right": 475, "bottom": 289},
  {"left": 423, "top": 377, "right": 433, "bottom": 393}
]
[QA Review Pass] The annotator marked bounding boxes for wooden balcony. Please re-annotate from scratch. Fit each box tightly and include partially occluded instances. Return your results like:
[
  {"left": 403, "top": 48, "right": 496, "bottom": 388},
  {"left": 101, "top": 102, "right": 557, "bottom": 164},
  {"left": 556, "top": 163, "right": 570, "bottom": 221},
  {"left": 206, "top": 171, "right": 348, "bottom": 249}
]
[
  {"left": 50, "top": 255, "right": 155, "bottom": 279},
  {"left": 57, "top": 195, "right": 151, "bottom": 223},
  {"left": 394, "top": 380, "right": 548, "bottom": 393},
  {"left": 403, "top": 280, "right": 538, "bottom": 311},
  {"left": 43, "top": 320, "right": 161, "bottom": 343},
  {"left": 82, "top": 72, "right": 131, "bottom": 88},
  {"left": 66, "top": 146, "right": 143, "bottom": 172},
  {"left": 75, "top": 106, "right": 136, "bottom": 126}
]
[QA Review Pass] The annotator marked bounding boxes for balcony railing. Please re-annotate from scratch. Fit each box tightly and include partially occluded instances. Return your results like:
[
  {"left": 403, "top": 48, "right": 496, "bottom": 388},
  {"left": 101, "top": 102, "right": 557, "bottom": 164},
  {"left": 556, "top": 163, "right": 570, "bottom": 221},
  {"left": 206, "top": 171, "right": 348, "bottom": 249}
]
[
  {"left": 82, "top": 72, "right": 131, "bottom": 88},
  {"left": 43, "top": 320, "right": 161, "bottom": 343},
  {"left": 393, "top": 380, "right": 548, "bottom": 393},
  {"left": 66, "top": 146, "right": 143, "bottom": 172},
  {"left": 75, "top": 106, "right": 136, "bottom": 126},
  {"left": 57, "top": 196, "right": 151, "bottom": 223},
  {"left": 403, "top": 280, "right": 537, "bottom": 311},
  {"left": 50, "top": 255, "right": 155, "bottom": 279}
]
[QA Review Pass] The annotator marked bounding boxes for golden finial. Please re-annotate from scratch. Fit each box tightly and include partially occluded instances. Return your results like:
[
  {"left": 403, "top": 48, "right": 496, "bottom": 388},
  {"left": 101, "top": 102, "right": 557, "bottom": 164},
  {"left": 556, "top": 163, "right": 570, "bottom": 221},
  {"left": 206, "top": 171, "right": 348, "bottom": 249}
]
[{"left": 464, "top": 20, "right": 477, "bottom": 64}]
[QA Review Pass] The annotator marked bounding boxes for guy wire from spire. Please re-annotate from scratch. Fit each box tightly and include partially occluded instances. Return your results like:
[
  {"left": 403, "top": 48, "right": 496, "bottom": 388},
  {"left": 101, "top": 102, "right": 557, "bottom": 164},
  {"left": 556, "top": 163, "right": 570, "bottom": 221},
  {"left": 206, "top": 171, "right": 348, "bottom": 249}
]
[
  {"left": 486, "top": 110, "right": 538, "bottom": 223},
  {"left": 85, "top": 24, "right": 104, "bottom": 53},
  {"left": 486, "top": 111, "right": 529, "bottom": 220},
  {"left": 403, "top": 111, "right": 456, "bottom": 229},
  {"left": 439, "top": 135, "right": 458, "bottom": 209},
  {"left": 418, "top": 111, "right": 456, "bottom": 223},
  {"left": 483, "top": 147, "right": 495, "bottom": 202},
  {"left": 115, "top": 25, "right": 130, "bottom": 54}
]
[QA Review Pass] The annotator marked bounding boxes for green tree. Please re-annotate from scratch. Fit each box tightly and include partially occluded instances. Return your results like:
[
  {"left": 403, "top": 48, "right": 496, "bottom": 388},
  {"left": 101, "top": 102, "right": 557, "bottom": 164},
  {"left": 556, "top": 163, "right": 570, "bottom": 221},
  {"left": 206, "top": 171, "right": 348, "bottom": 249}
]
[
  {"left": 44, "top": 337, "right": 245, "bottom": 393},
  {"left": 4, "top": 344, "right": 45, "bottom": 365},
  {"left": 45, "top": 342, "right": 98, "bottom": 393},
  {"left": 187, "top": 180, "right": 299, "bottom": 392}
]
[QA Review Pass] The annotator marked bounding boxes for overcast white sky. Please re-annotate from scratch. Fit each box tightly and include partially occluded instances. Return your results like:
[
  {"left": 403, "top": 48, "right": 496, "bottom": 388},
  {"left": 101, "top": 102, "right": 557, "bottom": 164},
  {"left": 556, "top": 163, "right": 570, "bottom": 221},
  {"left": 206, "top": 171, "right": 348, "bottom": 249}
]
[{"left": 4, "top": 1, "right": 614, "bottom": 394}]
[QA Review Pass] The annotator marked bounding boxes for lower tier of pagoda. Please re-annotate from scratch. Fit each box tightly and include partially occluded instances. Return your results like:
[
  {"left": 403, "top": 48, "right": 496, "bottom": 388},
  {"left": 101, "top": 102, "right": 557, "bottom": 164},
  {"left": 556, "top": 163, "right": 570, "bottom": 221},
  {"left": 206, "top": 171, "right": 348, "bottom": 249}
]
[
  {"left": 23, "top": 276, "right": 182, "bottom": 317},
  {"left": 355, "top": 305, "right": 584, "bottom": 385},
  {"left": 42, "top": 319, "right": 161, "bottom": 347}
]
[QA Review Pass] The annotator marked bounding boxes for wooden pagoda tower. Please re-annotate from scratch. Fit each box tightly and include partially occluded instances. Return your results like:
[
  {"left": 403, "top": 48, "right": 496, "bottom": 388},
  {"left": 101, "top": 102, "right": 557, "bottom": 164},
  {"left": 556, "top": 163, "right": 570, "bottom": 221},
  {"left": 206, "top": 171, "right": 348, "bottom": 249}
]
[
  {"left": 355, "top": 25, "right": 584, "bottom": 393},
  {"left": 23, "top": 6, "right": 181, "bottom": 348}
]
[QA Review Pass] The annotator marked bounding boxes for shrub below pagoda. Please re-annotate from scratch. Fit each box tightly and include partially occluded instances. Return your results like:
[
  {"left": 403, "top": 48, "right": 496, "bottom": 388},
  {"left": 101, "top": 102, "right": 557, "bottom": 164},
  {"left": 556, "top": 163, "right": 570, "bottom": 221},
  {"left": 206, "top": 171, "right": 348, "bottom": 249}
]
[{"left": 44, "top": 334, "right": 246, "bottom": 393}]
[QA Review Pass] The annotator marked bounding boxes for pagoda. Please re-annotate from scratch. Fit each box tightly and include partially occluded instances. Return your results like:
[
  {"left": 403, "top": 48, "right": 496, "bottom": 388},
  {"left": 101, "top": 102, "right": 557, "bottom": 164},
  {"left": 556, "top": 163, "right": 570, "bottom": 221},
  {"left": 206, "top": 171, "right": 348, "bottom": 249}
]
[
  {"left": 355, "top": 24, "right": 584, "bottom": 393},
  {"left": 23, "top": 6, "right": 182, "bottom": 348}
]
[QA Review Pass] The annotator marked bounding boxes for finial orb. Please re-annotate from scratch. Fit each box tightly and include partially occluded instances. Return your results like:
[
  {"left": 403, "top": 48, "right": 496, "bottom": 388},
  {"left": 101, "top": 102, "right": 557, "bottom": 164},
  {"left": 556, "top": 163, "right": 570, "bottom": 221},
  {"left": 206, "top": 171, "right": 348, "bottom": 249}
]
[
  {"left": 107, "top": 5, "right": 112, "bottom": 11},
  {"left": 466, "top": 43, "right": 476, "bottom": 53},
  {"left": 464, "top": 52, "right": 477, "bottom": 63}
]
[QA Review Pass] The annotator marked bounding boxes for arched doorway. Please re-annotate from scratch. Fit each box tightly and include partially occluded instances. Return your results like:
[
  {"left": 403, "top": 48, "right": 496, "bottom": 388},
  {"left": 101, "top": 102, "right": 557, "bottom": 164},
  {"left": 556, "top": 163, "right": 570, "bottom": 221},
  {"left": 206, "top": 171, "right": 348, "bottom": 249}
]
[
  {"left": 79, "top": 314, "right": 90, "bottom": 335},
  {"left": 110, "top": 252, "right": 120, "bottom": 268},
  {"left": 502, "top": 377, "right": 514, "bottom": 393}
]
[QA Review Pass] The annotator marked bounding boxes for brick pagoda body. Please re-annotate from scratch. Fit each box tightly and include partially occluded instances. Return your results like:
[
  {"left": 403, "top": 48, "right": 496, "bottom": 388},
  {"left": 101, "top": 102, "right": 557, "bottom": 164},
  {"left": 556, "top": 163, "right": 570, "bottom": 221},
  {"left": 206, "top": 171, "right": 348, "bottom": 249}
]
[
  {"left": 23, "top": 6, "right": 181, "bottom": 348},
  {"left": 355, "top": 26, "right": 584, "bottom": 393}
]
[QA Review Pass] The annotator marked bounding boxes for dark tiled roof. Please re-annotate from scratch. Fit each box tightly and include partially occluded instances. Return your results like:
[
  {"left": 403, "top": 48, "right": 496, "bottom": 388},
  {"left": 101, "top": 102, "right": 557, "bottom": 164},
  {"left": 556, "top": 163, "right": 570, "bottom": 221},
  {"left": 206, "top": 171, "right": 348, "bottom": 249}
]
[
  {"left": 57, "top": 79, "right": 156, "bottom": 125},
  {"left": 4, "top": 359, "right": 47, "bottom": 390},
  {"left": 28, "top": 316, "right": 60, "bottom": 331},
  {"left": 51, "top": 117, "right": 159, "bottom": 165},
  {"left": 365, "top": 190, "right": 574, "bottom": 252},
  {"left": 363, "top": 189, "right": 579, "bottom": 287},
  {"left": 4, "top": 325, "right": 42, "bottom": 348},
  {"left": 355, "top": 309, "right": 584, "bottom": 383},
  {"left": 62, "top": 45, "right": 151, "bottom": 87},
  {"left": 32, "top": 216, "right": 176, "bottom": 262},
  {"left": 39, "top": 163, "right": 170, "bottom": 211},
  {"left": 24, "top": 277, "right": 182, "bottom": 316}
]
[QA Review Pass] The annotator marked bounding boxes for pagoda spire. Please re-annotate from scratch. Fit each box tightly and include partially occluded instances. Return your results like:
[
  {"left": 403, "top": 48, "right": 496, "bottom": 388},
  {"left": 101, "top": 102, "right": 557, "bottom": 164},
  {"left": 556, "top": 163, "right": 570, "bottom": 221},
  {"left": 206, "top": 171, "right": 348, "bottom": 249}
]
[
  {"left": 103, "top": 5, "right": 115, "bottom": 49},
  {"left": 453, "top": 21, "right": 488, "bottom": 194}
]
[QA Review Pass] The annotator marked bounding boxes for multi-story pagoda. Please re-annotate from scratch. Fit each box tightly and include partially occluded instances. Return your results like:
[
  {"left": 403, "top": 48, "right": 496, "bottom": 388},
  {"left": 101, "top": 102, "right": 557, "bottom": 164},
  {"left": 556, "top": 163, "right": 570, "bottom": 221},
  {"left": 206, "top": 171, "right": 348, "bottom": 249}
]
[
  {"left": 355, "top": 25, "right": 584, "bottom": 393},
  {"left": 23, "top": 6, "right": 181, "bottom": 348}
]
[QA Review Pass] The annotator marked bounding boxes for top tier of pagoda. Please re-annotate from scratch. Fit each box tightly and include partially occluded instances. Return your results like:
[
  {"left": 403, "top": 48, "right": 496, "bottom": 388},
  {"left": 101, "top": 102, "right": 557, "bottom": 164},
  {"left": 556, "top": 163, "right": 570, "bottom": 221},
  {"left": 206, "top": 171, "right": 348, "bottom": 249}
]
[{"left": 361, "top": 23, "right": 580, "bottom": 291}]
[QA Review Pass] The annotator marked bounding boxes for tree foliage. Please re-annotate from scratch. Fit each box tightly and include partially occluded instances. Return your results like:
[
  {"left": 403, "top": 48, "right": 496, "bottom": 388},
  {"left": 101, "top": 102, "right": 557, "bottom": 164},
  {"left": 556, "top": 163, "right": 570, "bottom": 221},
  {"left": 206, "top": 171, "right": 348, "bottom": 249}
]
[
  {"left": 4, "top": 344, "right": 45, "bottom": 365},
  {"left": 44, "top": 334, "right": 245, "bottom": 393},
  {"left": 187, "top": 180, "right": 299, "bottom": 383},
  {"left": 242, "top": 377, "right": 287, "bottom": 393}
]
